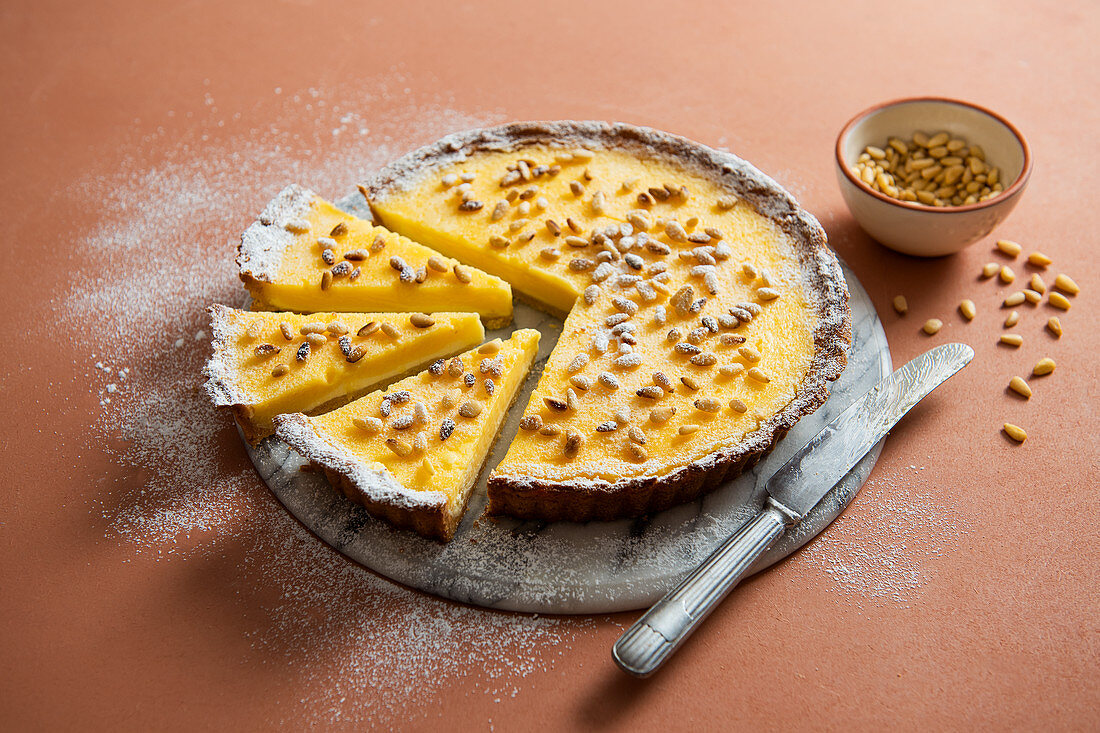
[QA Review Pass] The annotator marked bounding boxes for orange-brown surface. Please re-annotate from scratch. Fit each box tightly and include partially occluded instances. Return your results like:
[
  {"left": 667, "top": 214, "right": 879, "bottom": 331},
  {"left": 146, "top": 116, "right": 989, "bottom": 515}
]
[{"left": 2, "top": 0, "right": 1097, "bottom": 730}]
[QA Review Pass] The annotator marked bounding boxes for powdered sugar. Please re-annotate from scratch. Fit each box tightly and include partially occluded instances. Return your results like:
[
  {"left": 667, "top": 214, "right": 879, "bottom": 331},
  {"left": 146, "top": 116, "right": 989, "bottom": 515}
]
[
  {"left": 803, "top": 465, "right": 968, "bottom": 606},
  {"left": 65, "top": 83, "right": 595, "bottom": 726}
]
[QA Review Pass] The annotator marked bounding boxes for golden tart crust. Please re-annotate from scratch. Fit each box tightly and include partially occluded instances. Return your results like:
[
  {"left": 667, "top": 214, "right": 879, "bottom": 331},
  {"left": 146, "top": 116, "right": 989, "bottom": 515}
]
[{"left": 363, "top": 122, "right": 852, "bottom": 522}]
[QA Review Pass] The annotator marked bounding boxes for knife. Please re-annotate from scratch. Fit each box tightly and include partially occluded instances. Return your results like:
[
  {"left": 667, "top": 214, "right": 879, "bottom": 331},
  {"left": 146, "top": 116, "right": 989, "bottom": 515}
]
[{"left": 612, "top": 342, "right": 974, "bottom": 677}]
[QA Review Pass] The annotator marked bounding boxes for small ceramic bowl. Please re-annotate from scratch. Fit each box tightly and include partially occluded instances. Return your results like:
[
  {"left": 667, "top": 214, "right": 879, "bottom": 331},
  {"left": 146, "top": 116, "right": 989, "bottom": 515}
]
[{"left": 835, "top": 97, "right": 1032, "bottom": 257}]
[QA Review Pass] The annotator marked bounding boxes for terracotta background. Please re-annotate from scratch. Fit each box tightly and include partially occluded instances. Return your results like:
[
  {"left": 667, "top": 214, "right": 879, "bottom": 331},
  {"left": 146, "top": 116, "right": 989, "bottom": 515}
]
[{"left": 2, "top": 0, "right": 1098, "bottom": 730}]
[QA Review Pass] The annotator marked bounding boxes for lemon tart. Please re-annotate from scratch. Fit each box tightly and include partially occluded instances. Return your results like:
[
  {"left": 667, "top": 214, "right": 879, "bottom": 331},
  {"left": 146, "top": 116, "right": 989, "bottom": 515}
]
[
  {"left": 274, "top": 329, "right": 540, "bottom": 540},
  {"left": 237, "top": 184, "right": 514, "bottom": 327},
  {"left": 362, "top": 122, "right": 851, "bottom": 521},
  {"left": 204, "top": 306, "right": 485, "bottom": 444}
]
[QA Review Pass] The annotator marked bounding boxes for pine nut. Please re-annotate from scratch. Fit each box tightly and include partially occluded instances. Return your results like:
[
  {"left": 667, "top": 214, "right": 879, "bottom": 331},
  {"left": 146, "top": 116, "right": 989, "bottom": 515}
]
[
  {"left": 1004, "top": 310, "right": 1019, "bottom": 327},
  {"left": 1046, "top": 316, "right": 1062, "bottom": 337},
  {"left": 1003, "top": 292, "right": 1026, "bottom": 307},
  {"left": 893, "top": 295, "right": 908, "bottom": 314},
  {"left": 1008, "top": 376, "right": 1032, "bottom": 399},
  {"left": 1053, "top": 274, "right": 1079, "bottom": 295},
  {"left": 999, "top": 266, "right": 1015, "bottom": 283},
  {"left": 959, "top": 299, "right": 976, "bottom": 320},
  {"left": 1032, "top": 357, "right": 1056, "bottom": 376},
  {"left": 999, "top": 334, "right": 1023, "bottom": 347},
  {"left": 981, "top": 262, "right": 999, "bottom": 279},
  {"left": 678, "top": 424, "right": 700, "bottom": 435},
  {"left": 1048, "top": 292, "right": 1071, "bottom": 310},
  {"left": 922, "top": 318, "right": 942, "bottom": 335},
  {"left": 1026, "top": 252, "right": 1052, "bottom": 268},
  {"left": 1029, "top": 274, "right": 1046, "bottom": 294},
  {"left": 1002, "top": 423, "right": 1027, "bottom": 443},
  {"left": 996, "top": 239, "right": 1022, "bottom": 257}
]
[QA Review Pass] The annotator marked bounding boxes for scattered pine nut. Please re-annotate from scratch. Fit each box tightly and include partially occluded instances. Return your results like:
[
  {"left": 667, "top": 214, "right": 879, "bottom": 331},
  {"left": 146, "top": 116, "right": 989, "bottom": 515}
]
[
  {"left": 1048, "top": 292, "right": 1072, "bottom": 310},
  {"left": 1003, "top": 291, "right": 1026, "bottom": 307},
  {"left": 1023, "top": 289, "right": 1042, "bottom": 304},
  {"left": 1032, "top": 357, "right": 1056, "bottom": 376},
  {"left": 922, "top": 318, "right": 942, "bottom": 335},
  {"left": 1053, "top": 274, "right": 1080, "bottom": 295},
  {"left": 1026, "top": 252, "right": 1052, "bottom": 268},
  {"left": 892, "top": 295, "right": 908, "bottom": 314},
  {"left": 1003, "top": 423, "right": 1027, "bottom": 443},
  {"left": 981, "top": 262, "right": 999, "bottom": 279},
  {"left": 1004, "top": 311, "right": 1020, "bottom": 328},
  {"left": 678, "top": 424, "right": 700, "bottom": 435},
  {"left": 1029, "top": 274, "right": 1046, "bottom": 294},
  {"left": 1047, "top": 316, "right": 1063, "bottom": 337},
  {"left": 1008, "top": 376, "right": 1032, "bottom": 399},
  {"left": 959, "top": 299, "right": 976, "bottom": 320},
  {"left": 999, "top": 266, "right": 1015, "bottom": 284},
  {"left": 996, "top": 239, "right": 1022, "bottom": 257},
  {"left": 999, "top": 334, "right": 1023, "bottom": 347}
]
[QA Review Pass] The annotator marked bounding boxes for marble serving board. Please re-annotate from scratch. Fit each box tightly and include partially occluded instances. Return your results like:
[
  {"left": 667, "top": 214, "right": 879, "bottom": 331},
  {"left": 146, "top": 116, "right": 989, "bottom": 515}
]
[{"left": 246, "top": 251, "right": 891, "bottom": 614}]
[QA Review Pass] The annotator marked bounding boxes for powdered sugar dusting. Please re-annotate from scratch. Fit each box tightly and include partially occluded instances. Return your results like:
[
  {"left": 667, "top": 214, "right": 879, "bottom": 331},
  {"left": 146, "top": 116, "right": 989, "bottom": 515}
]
[
  {"left": 803, "top": 465, "right": 968, "bottom": 606},
  {"left": 65, "top": 82, "right": 594, "bottom": 726}
]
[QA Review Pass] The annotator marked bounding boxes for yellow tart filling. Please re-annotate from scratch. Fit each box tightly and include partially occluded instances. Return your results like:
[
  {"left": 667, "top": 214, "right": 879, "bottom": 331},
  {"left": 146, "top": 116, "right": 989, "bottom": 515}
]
[
  {"left": 205, "top": 306, "right": 485, "bottom": 441},
  {"left": 370, "top": 146, "right": 817, "bottom": 483},
  {"left": 239, "top": 185, "right": 514, "bottom": 327},
  {"left": 279, "top": 329, "right": 540, "bottom": 524}
]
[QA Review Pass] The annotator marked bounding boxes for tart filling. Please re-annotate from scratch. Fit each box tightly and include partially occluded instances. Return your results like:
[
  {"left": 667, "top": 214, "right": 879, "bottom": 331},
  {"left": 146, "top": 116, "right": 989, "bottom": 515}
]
[
  {"left": 364, "top": 122, "right": 851, "bottom": 521},
  {"left": 204, "top": 306, "right": 485, "bottom": 443},
  {"left": 274, "top": 329, "right": 540, "bottom": 540},
  {"left": 237, "top": 184, "right": 514, "bottom": 327}
]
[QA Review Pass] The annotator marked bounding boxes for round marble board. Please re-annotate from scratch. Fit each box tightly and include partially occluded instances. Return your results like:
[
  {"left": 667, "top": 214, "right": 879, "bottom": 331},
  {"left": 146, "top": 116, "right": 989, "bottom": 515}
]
[{"left": 246, "top": 194, "right": 891, "bottom": 614}]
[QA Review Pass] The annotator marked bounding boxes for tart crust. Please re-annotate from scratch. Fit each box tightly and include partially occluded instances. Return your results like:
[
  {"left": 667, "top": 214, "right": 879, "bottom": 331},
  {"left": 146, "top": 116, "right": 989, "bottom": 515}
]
[{"left": 362, "top": 121, "right": 852, "bottom": 522}]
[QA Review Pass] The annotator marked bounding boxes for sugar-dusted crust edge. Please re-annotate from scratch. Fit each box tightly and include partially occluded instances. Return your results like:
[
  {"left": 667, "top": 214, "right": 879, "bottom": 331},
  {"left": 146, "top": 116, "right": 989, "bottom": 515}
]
[
  {"left": 236, "top": 183, "right": 317, "bottom": 292},
  {"left": 202, "top": 304, "right": 266, "bottom": 444},
  {"left": 363, "top": 121, "right": 852, "bottom": 522},
  {"left": 274, "top": 412, "right": 455, "bottom": 540}
]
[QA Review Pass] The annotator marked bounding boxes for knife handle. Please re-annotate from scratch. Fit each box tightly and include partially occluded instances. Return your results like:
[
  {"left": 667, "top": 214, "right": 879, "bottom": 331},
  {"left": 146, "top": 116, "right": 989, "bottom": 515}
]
[{"left": 612, "top": 499, "right": 793, "bottom": 677}]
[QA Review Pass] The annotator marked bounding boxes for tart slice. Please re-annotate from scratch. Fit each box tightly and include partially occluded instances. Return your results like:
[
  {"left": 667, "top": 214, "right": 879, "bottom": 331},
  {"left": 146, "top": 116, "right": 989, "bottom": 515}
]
[
  {"left": 274, "top": 329, "right": 541, "bottom": 541},
  {"left": 204, "top": 305, "right": 485, "bottom": 444},
  {"left": 362, "top": 122, "right": 851, "bottom": 521},
  {"left": 237, "top": 184, "right": 514, "bottom": 327}
]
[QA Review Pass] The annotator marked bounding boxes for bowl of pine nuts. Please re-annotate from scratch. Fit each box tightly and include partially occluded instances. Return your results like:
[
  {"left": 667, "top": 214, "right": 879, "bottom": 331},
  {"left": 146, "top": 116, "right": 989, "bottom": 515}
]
[{"left": 835, "top": 97, "right": 1031, "bottom": 257}]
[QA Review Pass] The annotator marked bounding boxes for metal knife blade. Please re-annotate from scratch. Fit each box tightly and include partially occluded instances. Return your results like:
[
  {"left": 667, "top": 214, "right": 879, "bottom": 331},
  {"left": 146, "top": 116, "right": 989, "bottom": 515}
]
[{"left": 767, "top": 341, "right": 974, "bottom": 520}]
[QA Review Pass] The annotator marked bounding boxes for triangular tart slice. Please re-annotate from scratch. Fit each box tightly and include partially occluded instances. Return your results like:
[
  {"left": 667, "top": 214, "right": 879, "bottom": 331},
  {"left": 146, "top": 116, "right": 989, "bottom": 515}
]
[
  {"left": 274, "top": 329, "right": 540, "bottom": 541},
  {"left": 237, "top": 184, "right": 514, "bottom": 328},
  {"left": 204, "top": 305, "right": 485, "bottom": 444}
]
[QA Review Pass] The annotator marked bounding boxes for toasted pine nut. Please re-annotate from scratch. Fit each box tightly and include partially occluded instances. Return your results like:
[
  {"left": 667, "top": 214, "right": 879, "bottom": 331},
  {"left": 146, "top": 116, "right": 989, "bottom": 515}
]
[
  {"left": 1032, "top": 357, "right": 1056, "bottom": 376},
  {"left": 1003, "top": 423, "right": 1027, "bottom": 443},
  {"left": 1029, "top": 274, "right": 1046, "bottom": 294},
  {"left": 1004, "top": 310, "right": 1020, "bottom": 328},
  {"left": 1053, "top": 274, "right": 1080, "bottom": 295},
  {"left": 981, "top": 262, "right": 999, "bottom": 279},
  {"left": 1000, "top": 334, "right": 1023, "bottom": 347},
  {"left": 999, "top": 265, "right": 1015, "bottom": 283},
  {"left": 893, "top": 295, "right": 908, "bottom": 314},
  {"left": 922, "top": 318, "right": 942, "bottom": 335},
  {"left": 1048, "top": 292, "right": 1071, "bottom": 310},
  {"left": 1023, "top": 289, "right": 1042, "bottom": 304},
  {"left": 1026, "top": 252, "right": 1052, "bottom": 268},
  {"left": 1046, "top": 316, "right": 1063, "bottom": 337},
  {"left": 1008, "top": 376, "right": 1032, "bottom": 399},
  {"left": 959, "top": 299, "right": 976, "bottom": 320},
  {"left": 996, "top": 239, "right": 1022, "bottom": 257},
  {"left": 1003, "top": 291, "right": 1026, "bottom": 307}
]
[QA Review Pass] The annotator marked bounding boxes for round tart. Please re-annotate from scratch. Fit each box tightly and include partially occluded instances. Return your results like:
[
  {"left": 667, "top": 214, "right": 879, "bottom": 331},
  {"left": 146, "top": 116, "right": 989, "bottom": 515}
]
[{"left": 362, "top": 121, "right": 852, "bottom": 522}]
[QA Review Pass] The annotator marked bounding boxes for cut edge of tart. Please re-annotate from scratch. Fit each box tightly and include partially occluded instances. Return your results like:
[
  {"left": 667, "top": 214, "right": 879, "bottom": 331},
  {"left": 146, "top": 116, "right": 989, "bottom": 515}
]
[
  {"left": 361, "top": 121, "right": 852, "bottom": 522},
  {"left": 273, "top": 329, "right": 541, "bottom": 541},
  {"left": 203, "top": 305, "right": 486, "bottom": 444},
  {"left": 236, "top": 183, "right": 515, "bottom": 328}
]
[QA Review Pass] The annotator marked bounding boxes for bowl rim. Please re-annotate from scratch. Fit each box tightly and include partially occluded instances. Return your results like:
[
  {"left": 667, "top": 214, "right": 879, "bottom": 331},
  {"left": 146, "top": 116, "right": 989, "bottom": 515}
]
[{"left": 835, "top": 96, "right": 1032, "bottom": 215}]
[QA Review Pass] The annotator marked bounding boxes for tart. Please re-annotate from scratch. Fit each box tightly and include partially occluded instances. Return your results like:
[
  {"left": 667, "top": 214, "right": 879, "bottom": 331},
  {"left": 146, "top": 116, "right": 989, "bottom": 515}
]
[
  {"left": 362, "top": 122, "right": 851, "bottom": 521},
  {"left": 204, "top": 305, "right": 485, "bottom": 444},
  {"left": 237, "top": 184, "right": 514, "bottom": 327},
  {"left": 274, "top": 329, "right": 541, "bottom": 541}
]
